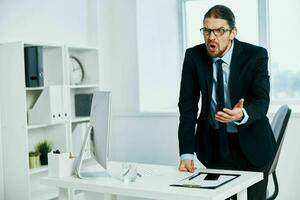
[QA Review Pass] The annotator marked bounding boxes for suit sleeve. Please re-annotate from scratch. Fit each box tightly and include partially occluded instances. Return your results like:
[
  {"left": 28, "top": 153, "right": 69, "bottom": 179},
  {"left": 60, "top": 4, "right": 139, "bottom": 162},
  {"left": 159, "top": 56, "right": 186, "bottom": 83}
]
[
  {"left": 178, "top": 49, "right": 200, "bottom": 156},
  {"left": 243, "top": 48, "right": 270, "bottom": 125}
]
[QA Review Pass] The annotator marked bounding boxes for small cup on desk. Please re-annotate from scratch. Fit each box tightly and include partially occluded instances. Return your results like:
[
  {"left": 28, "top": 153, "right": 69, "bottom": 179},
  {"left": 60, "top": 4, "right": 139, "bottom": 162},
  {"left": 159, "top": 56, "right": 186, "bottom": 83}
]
[{"left": 122, "top": 163, "right": 138, "bottom": 183}]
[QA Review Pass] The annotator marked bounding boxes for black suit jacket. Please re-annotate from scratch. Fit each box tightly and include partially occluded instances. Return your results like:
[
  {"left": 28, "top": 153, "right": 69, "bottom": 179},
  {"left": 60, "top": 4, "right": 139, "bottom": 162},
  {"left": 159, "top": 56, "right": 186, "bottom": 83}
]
[{"left": 178, "top": 39, "right": 276, "bottom": 168}]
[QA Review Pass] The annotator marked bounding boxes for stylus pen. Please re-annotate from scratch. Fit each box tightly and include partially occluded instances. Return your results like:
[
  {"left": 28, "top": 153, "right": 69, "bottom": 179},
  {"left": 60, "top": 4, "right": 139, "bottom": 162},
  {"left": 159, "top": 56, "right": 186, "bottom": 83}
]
[{"left": 188, "top": 172, "right": 201, "bottom": 180}]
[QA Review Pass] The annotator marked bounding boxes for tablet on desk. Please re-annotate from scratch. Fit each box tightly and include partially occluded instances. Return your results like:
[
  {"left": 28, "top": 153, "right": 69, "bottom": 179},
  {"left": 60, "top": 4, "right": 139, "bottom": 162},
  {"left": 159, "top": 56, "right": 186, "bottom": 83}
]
[
  {"left": 170, "top": 172, "right": 239, "bottom": 189},
  {"left": 204, "top": 173, "right": 220, "bottom": 181}
]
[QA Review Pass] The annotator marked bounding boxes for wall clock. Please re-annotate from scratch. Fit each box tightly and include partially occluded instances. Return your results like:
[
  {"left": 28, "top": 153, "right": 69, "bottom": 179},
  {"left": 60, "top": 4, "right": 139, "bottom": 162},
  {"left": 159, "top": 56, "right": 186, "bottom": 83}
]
[{"left": 69, "top": 56, "right": 84, "bottom": 85}]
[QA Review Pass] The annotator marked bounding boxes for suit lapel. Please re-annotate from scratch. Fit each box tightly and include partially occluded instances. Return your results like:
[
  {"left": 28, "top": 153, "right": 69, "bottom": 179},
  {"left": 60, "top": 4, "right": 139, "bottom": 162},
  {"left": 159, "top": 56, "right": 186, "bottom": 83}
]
[
  {"left": 206, "top": 57, "right": 213, "bottom": 106},
  {"left": 229, "top": 39, "right": 244, "bottom": 106}
]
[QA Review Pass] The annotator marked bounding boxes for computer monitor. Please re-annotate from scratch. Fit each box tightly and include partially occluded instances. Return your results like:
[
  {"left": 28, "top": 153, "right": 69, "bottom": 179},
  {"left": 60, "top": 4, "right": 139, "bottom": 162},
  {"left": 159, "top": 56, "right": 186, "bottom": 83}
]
[{"left": 73, "top": 91, "right": 111, "bottom": 178}]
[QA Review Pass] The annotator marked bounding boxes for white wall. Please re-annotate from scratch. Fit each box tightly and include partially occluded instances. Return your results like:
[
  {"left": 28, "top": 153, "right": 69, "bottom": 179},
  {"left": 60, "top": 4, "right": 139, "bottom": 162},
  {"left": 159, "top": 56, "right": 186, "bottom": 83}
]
[
  {"left": 136, "top": 0, "right": 182, "bottom": 112},
  {"left": 110, "top": 115, "right": 180, "bottom": 165},
  {"left": 0, "top": 0, "right": 97, "bottom": 47},
  {"left": 98, "top": 0, "right": 182, "bottom": 113},
  {"left": 0, "top": 109, "right": 3, "bottom": 200},
  {"left": 98, "top": 0, "right": 140, "bottom": 114}
]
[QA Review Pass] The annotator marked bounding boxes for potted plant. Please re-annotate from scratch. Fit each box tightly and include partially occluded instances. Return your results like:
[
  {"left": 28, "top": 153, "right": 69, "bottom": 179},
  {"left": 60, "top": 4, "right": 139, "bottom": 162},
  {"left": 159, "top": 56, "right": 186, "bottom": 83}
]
[
  {"left": 28, "top": 151, "right": 40, "bottom": 169},
  {"left": 35, "top": 140, "right": 53, "bottom": 165}
]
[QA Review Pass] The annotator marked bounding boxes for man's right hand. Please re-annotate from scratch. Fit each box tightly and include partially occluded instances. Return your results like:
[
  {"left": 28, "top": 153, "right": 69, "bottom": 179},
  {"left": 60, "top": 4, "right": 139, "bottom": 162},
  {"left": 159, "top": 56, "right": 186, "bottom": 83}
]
[{"left": 178, "top": 160, "right": 197, "bottom": 173}]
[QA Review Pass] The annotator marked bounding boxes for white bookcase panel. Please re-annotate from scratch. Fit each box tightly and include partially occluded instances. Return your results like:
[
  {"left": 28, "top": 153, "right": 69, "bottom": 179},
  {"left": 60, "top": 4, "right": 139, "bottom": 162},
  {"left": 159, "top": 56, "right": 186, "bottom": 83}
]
[{"left": 0, "top": 42, "right": 31, "bottom": 200}]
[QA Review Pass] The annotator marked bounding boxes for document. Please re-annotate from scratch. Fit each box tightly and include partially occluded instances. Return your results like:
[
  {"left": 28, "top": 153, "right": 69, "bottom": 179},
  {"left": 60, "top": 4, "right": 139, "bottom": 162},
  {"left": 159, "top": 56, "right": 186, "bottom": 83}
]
[{"left": 170, "top": 172, "right": 239, "bottom": 189}]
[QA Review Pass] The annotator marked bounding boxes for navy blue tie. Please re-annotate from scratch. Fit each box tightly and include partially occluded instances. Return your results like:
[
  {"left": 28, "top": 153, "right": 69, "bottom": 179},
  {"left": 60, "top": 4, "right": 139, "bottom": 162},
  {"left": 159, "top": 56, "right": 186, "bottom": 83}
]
[{"left": 216, "top": 59, "right": 230, "bottom": 160}]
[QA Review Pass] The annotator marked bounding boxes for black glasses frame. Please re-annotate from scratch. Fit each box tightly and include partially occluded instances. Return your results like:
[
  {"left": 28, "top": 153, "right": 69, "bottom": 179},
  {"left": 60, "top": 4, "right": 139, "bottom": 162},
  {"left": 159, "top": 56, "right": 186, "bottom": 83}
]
[{"left": 200, "top": 27, "right": 232, "bottom": 36}]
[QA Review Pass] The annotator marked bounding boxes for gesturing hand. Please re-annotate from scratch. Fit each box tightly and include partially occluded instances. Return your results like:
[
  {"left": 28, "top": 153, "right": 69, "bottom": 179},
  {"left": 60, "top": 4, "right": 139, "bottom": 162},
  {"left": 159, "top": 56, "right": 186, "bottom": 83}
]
[{"left": 215, "top": 98, "right": 244, "bottom": 123}]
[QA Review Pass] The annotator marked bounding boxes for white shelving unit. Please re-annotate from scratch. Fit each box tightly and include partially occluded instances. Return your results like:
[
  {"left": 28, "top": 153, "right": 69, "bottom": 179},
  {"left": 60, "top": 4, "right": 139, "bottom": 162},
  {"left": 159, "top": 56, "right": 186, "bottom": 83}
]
[{"left": 0, "top": 42, "right": 100, "bottom": 200}]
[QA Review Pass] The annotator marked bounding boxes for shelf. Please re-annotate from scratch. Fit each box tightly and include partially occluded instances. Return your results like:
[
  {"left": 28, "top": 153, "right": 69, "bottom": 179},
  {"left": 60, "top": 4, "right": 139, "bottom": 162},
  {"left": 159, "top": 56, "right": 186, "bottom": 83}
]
[
  {"left": 30, "top": 166, "right": 48, "bottom": 175},
  {"left": 26, "top": 87, "right": 45, "bottom": 91},
  {"left": 27, "top": 122, "right": 65, "bottom": 130},
  {"left": 70, "top": 84, "right": 99, "bottom": 89},
  {"left": 27, "top": 124, "right": 48, "bottom": 129},
  {"left": 71, "top": 117, "right": 90, "bottom": 123}
]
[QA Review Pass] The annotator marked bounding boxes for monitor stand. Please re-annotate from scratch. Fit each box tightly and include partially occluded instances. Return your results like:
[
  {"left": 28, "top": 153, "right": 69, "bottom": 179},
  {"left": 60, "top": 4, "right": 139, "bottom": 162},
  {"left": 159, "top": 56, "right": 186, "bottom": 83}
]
[
  {"left": 73, "top": 125, "right": 110, "bottom": 179},
  {"left": 79, "top": 171, "right": 110, "bottom": 178}
]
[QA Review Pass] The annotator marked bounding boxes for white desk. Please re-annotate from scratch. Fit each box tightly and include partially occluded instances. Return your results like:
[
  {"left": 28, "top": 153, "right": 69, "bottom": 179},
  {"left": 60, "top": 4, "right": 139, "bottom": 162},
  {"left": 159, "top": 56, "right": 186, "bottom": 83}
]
[{"left": 41, "top": 161, "right": 263, "bottom": 200}]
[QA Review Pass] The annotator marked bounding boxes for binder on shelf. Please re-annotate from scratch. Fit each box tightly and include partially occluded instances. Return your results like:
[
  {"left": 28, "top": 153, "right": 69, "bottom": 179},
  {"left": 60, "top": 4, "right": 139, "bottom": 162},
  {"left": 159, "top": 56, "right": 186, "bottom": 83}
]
[
  {"left": 28, "top": 86, "right": 69, "bottom": 125},
  {"left": 24, "top": 46, "right": 44, "bottom": 87}
]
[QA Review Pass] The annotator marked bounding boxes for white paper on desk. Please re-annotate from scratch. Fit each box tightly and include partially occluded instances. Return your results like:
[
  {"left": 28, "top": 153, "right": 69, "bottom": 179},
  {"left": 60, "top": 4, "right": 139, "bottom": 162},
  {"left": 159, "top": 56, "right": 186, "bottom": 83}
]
[{"left": 175, "top": 173, "right": 238, "bottom": 188}]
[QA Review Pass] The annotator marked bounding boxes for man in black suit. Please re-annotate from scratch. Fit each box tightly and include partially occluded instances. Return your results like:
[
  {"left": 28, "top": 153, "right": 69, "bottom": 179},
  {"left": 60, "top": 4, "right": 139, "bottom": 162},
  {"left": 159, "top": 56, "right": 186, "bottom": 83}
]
[{"left": 178, "top": 5, "right": 276, "bottom": 200}]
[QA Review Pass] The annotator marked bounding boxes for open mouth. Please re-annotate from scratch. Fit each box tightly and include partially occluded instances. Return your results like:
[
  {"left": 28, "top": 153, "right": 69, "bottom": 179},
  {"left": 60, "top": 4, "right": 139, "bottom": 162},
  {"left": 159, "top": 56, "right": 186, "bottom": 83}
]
[
  {"left": 208, "top": 43, "right": 217, "bottom": 51},
  {"left": 207, "top": 43, "right": 218, "bottom": 53}
]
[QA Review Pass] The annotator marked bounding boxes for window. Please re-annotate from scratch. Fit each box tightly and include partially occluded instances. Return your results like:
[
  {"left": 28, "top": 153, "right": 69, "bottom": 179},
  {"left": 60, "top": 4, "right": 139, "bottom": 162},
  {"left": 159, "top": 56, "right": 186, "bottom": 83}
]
[
  {"left": 136, "top": 0, "right": 181, "bottom": 112},
  {"left": 269, "top": 0, "right": 300, "bottom": 101}
]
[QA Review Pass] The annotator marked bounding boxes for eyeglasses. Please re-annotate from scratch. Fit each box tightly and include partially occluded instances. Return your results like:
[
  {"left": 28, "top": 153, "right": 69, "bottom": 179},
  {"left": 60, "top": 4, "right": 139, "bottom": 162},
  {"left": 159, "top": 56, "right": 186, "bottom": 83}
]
[{"left": 200, "top": 27, "right": 232, "bottom": 37}]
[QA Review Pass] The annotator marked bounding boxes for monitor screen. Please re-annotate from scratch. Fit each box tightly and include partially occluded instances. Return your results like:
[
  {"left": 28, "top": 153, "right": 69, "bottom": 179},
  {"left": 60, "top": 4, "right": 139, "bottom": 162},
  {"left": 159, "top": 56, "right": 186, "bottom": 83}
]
[
  {"left": 73, "top": 91, "right": 112, "bottom": 178},
  {"left": 90, "top": 91, "right": 111, "bottom": 169}
]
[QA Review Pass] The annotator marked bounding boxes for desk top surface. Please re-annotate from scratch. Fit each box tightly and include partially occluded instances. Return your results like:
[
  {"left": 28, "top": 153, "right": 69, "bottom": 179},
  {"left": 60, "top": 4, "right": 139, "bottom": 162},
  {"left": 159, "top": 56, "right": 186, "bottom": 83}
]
[{"left": 41, "top": 161, "right": 263, "bottom": 200}]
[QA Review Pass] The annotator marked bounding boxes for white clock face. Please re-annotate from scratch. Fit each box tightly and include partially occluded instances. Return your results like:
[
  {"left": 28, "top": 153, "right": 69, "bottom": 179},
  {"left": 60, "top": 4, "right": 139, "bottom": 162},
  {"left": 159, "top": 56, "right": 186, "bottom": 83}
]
[{"left": 70, "top": 56, "right": 84, "bottom": 85}]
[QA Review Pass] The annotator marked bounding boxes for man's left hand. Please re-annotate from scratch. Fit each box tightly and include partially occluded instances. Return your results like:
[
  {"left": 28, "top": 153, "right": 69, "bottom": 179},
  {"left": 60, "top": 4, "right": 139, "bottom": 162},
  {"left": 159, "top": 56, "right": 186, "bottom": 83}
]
[{"left": 215, "top": 98, "right": 244, "bottom": 123}]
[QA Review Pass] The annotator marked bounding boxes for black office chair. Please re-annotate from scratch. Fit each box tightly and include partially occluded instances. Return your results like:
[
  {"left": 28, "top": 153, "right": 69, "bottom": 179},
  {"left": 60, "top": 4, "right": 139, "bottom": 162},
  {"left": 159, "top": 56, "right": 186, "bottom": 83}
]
[{"left": 267, "top": 105, "right": 291, "bottom": 200}]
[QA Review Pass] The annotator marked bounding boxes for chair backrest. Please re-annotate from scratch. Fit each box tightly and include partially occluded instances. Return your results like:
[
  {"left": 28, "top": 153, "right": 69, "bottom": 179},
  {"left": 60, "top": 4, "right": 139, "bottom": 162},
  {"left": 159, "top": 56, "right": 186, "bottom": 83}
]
[{"left": 268, "top": 105, "right": 291, "bottom": 175}]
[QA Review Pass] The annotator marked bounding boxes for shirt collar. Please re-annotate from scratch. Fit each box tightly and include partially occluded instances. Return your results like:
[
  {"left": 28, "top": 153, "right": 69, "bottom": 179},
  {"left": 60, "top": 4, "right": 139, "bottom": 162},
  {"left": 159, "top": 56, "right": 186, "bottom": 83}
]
[{"left": 212, "top": 40, "right": 234, "bottom": 65}]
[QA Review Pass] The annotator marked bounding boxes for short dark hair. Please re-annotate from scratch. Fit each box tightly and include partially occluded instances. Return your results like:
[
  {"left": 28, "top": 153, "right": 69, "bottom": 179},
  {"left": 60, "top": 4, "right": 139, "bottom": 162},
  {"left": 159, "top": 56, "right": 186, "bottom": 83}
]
[{"left": 203, "top": 5, "right": 236, "bottom": 29}]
